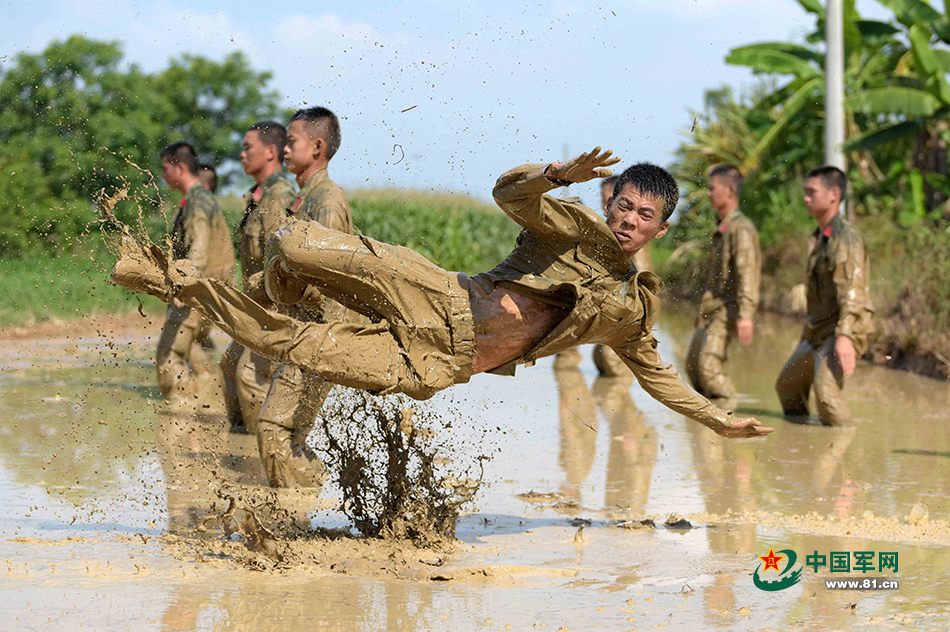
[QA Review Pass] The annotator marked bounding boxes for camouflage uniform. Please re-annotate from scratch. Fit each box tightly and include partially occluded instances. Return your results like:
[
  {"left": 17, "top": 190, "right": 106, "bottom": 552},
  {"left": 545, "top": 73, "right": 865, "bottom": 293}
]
[
  {"left": 685, "top": 209, "right": 761, "bottom": 410},
  {"left": 166, "top": 163, "right": 736, "bottom": 434},
  {"left": 157, "top": 182, "right": 235, "bottom": 398},
  {"left": 220, "top": 172, "right": 296, "bottom": 431},
  {"left": 255, "top": 169, "right": 355, "bottom": 488},
  {"left": 776, "top": 211, "right": 874, "bottom": 425}
]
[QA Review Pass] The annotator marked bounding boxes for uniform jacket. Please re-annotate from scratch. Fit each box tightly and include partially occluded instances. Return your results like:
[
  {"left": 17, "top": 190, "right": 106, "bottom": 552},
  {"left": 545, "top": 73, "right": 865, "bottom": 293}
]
[
  {"left": 804, "top": 211, "right": 874, "bottom": 353},
  {"left": 698, "top": 209, "right": 761, "bottom": 323},
  {"left": 476, "top": 163, "right": 730, "bottom": 431},
  {"left": 240, "top": 171, "right": 296, "bottom": 285},
  {"left": 171, "top": 182, "right": 235, "bottom": 281}
]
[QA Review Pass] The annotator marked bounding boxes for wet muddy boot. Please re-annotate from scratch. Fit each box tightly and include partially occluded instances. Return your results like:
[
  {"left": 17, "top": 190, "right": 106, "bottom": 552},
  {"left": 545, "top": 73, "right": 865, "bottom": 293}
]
[
  {"left": 257, "top": 421, "right": 328, "bottom": 491},
  {"left": 553, "top": 347, "right": 582, "bottom": 370}
]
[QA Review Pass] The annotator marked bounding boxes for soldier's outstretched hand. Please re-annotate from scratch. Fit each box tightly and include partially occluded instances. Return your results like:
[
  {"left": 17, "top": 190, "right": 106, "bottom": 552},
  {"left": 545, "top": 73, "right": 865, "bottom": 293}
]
[
  {"left": 715, "top": 416, "right": 773, "bottom": 438},
  {"left": 546, "top": 147, "right": 621, "bottom": 184}
]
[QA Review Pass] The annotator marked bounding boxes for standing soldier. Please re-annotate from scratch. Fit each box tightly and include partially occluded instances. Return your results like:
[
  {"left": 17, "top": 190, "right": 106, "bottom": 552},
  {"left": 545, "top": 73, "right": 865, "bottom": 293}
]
[
  {"left": 775, "top": 166, "right": 873, "bottom": 425},
  {"left": 252, "top": 107, "right": 355, "bottom": 488},
  {"left": 156, "top": 142, "right": 236, "bottom": 400},
  {"left": 219, "top": 122, "right": 296, "bottom": 433},
  {"left": 685, "top": 164, "right": 761, "bottom": 411}
]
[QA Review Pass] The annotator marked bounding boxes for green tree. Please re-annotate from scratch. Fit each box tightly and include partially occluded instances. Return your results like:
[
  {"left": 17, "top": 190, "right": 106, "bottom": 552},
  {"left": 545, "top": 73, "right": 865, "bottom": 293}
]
[{"left": 0, "top": 35, "right": 285, "bottom": 257}]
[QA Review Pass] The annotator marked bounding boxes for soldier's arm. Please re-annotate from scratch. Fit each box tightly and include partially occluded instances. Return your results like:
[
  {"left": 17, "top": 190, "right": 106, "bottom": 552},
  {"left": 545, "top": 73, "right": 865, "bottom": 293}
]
[
  {"left": 733, "top": 224, "right": 761, "bottom": 321},
  {"left": 831, "top": 232, "right": 870, "bottom": 341},
  {"left": 492, "top": 163, "right": 581, "bottom": 240},
  {"left": 183, "top": 203, "right": 212, "bottom": 275},
  {"left": 612, "top": 336, "right": 773, "bottom": 438}
]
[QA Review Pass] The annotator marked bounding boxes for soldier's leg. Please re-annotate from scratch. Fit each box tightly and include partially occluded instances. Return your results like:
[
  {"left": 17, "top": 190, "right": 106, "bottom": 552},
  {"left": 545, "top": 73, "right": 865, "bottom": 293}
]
[
  {"left": 190, "top": 321, "right": 216, "bottom": 377},
  {"left": 695, "top": 314, "right": 738, "bottom": 409},
  {"left": 813, "top": 338, "right": 852, "bottom": 426},
  {"left": 235, "top": 348, "right": 272, "bottom": 435},
  {"left": 685, "top": 324, "right": 706, "bottom": 391},
  {"left": 156, "top": 304, "right": 199, "bottom": 398},
  {"left": 219, "top": 340, "right": 245, "bottom": 428},
  {"left": 256, "top": 365, "right": 330, "bottom": 488},
  {"left": 775, "top": 340, "right": 815, "bottom": 418},
  {"left": 592, "top": 344, "right": 630, "bottom": 378}
]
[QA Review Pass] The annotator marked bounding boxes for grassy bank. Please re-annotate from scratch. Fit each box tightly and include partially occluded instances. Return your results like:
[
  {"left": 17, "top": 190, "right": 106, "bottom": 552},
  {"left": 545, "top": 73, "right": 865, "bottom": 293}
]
[
  {"left": 0, "top": 190, "right": 519, "bottom": 328},
  {"left": 655, "top": 216, "right": 950, "bottom": 379}
]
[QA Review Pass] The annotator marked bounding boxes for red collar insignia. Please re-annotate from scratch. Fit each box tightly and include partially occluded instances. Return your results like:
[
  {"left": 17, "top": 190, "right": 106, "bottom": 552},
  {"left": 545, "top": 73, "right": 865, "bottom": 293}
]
[
  {"left": 291, "top": 196, "right": 302, "bottom": 212},
  {"left": 178, "top": 197, "right": 187, "bottom": 209},
  {"left": 718, "top": 222, "right": 728, "bottom": 234},
  {"left": 823, "top": 225, "right": 834, "bottom": 237},
  {"left": 252, "top": 187, "right": 263, "bottom": 203}
]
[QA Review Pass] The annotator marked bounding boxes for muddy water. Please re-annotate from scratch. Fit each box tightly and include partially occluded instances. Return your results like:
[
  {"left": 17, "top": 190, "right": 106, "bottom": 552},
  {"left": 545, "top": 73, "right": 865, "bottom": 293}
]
[{"left": 2, "top": 304, "right": 950, "bottom": 630}]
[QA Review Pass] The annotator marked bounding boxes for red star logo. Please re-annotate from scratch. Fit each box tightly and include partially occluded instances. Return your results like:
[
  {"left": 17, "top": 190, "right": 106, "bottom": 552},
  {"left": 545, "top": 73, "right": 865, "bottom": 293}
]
[{"left": 758, "top": 547, "right": 784, "bottom": 573}]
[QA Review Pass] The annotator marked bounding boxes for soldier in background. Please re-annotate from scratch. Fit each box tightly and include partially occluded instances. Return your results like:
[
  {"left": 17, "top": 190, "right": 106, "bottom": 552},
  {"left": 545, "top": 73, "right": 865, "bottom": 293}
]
[
  {"left": 197, "top": 164, "right": 218, "bottom": 194},
  {"left": 685, "top": 164, "right": 761, "bottom": 411},
  {"left": 219, "top": 122, "right": 296, "bottom": 434},
  {"left": 775, "top": 166, "right": 873, "bottom": 425},
  {"left": 156, "top": 142, "right": 235, "bottom": 400}
]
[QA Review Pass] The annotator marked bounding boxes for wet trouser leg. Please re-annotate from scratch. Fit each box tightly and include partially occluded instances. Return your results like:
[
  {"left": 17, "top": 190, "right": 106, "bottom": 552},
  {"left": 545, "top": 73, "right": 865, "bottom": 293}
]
[
  {"left": 686, "top": 311, "right": 737, "bottom": 409},
  {"left": 776, "top": 339, "right": 815, "bottom": 418},
  {"left": 156, "top": 304, "right": 204, "bottom": 398},
  {"left": 256, "top": 364, "right": 330, "bottom": 488},
  {"left": 174, "top": 221, "right": 474, "bottom": 401},
  {"left": 553, "top": 348, "right": 582, "bottom": 370},
  {"left": 235, "top": 347, "right": 273, "bottom": 435},
  {"left": 592, "top": 344, "right": 630, "bottom": 378},
  {"left": 219, "top": 340, "right": 244, "bottom": 427},
  {"left": 812, "top": 337, "right": 851, "bottom": 426}
]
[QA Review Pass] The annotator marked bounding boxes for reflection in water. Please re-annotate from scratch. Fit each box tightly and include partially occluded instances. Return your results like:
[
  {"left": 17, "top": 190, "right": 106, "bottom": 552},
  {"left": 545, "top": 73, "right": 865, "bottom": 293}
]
[{"left": 553, "top": 367, "right": 657, "bottom": 516}]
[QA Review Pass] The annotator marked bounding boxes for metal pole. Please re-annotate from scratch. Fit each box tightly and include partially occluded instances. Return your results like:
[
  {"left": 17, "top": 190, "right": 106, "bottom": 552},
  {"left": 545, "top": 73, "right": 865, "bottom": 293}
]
[{"left": 825, "top": 0, "right": 846, "bottom": 171}]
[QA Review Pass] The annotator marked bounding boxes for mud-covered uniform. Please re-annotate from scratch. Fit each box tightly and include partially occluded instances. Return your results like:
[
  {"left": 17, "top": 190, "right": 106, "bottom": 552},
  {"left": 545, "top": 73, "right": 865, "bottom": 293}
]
[
  {"left": 253, "top": 169, "right": 355, "bottom": 489},
  {"left": 775, "top": 211, "right": 874, "bottom": 425},
  {"left": 167, "top": 163, "right": 736, "bottom": 434},
  {"left": 220, "top": 171, "right": 296, "bottom": 430},
  {"left": 685, "top": 209, "right": 761, "bottom": 409},
  {"left": 157, "top": 182, "right": 235, "bottom": 398}
]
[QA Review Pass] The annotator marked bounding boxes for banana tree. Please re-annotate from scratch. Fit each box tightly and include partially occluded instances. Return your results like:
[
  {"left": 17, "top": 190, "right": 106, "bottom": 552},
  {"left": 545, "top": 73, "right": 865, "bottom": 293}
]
[{"left": 724, "top": 0, "right": 903, "bottom": 176}]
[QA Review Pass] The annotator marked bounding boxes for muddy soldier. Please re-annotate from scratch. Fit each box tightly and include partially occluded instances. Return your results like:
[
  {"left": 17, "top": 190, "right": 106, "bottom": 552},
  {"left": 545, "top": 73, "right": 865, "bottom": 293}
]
[
  {"left": 775, "top": 166, "right": 873, "bottom": 426},
  {"left": 685, "top": 164, "right": 761, "bottom": 410},
  {"left": 555, "top": 174, "right": 654, "bottom": 376},
  {"left": 249, "top": 107, "right": 355, "bottom": 488},
  {"left": 156, "top": 142, "right": 235, "bottom": 399},
  {"left": 219, "top": 122, "right": 296, "bottom": 433},
  {"left": 115, "top": 147, "right": 772, "bottom": 439}
]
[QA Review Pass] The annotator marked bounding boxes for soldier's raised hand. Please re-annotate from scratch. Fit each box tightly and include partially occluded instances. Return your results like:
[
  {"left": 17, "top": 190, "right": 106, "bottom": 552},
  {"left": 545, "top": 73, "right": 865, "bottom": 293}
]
[{"left": 545, "top": 147, "right": 621, "bottom": 184}]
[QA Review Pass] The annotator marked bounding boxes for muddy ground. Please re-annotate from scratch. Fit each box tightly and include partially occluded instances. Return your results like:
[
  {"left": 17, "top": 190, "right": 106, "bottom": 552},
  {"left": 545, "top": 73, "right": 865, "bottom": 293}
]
[{"left": 2, "top": 304, "right": 950, "bottom": 630}]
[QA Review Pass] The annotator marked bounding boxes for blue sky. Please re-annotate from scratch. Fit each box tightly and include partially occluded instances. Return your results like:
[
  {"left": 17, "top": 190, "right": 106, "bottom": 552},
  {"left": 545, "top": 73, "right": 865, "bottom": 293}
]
[{"left": 2, "top": 0, "right": 893, "bottom": 203}]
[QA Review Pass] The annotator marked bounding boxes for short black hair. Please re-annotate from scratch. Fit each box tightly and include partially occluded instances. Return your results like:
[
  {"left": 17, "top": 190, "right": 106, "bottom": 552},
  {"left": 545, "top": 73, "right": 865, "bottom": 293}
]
[
  {"left": 197, "top": 164, "right": 218, "bottom": 193},
  {"left": 160, "top": 142, "right": 198, "bottom": 175},
  {"left": 708, "top": 163, "right": 743, "bottom": 196},
  {"left": 601, "top": 175, "right": 619, "bottom": 189},
  {"left": 249, "top": 120, "right": 288, "bottom": 163},
  {"left": 806, "top": 165, "right": 848, "bottom": 199},
  {"left": 289, "top": 107, "right": 341, "bottom": 160},
  {"left": 612, "top": 163, "right": 679, "bottom": 222}
]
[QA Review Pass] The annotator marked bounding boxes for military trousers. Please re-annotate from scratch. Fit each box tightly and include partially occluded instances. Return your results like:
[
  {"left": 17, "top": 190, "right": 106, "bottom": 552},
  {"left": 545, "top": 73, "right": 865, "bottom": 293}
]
[
  {"left": 156, "top": 303, "right": 213, "bottom": 398},
  {"left": 175, "top": 221, "right": 475, "bottom": 402},
  {"left": 685, "top": 309, "right": 738, "bottom": 409},
  {"left": 775, "top": 336, "right": 852, "bottom": 426}
]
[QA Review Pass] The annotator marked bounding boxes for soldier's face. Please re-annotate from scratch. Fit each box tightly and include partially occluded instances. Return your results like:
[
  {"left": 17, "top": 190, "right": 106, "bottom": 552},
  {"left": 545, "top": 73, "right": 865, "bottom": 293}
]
[
  {"left": 241, "top": 130, "right": 269, "bottom": 177},
  {"left": 605, "top": 184, "right": 669, "bottom": 258},
  {"left": 284, "top": 120, "right": 319, "bottom": 175},
  {"left": 706, "top": 176, "right": 733, "bottom": 212},
  {"left": 161, "top": 159, "right": 181, "bottom": 189},
  {"left": 804, "top": 177, "right": 837, "bottom": 216}
]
